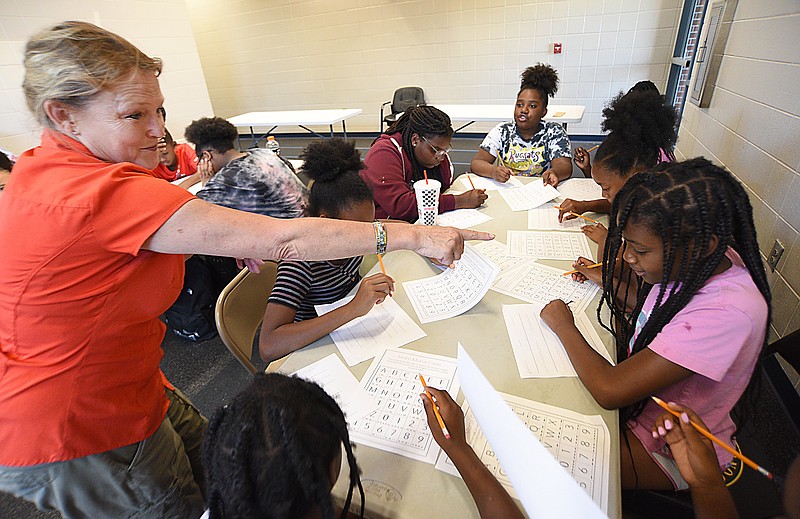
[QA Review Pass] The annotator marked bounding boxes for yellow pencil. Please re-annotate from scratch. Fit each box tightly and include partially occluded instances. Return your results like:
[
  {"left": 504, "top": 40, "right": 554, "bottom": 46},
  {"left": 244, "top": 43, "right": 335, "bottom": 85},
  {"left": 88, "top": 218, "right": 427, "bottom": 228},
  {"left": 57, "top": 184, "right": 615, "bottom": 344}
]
[
  {"left": 378, "top": 254, "right": 392, "bottom": 297},
  {"left": 585, "top": 144, "right": 599, "bottom": 153},
  {"left": 562, "top": 262, "right": 602, "bottom": 276},
  {"left": 553, "top": 206, "right": 600, "bottom": 224},
  {"left": 467, "top": 173, "right": 476, "bottom": 190},
  {"left": 651, "top": 396, "right": 774, "bottom": 480},
  {"left": 419, "top": 374, "right": 450, "bottom": 439}
]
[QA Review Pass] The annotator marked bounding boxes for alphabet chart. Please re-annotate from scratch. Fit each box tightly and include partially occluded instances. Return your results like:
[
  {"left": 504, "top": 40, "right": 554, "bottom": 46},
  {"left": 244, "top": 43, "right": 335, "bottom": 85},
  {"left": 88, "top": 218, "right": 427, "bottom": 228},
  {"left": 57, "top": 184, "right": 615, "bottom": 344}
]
[
  {"left": 403, "top": 243, "right": 500, "bottom": 324},
  {"left": 472, "top": 239, "right": 531, "bottom": 275},
  {"left": 528, "top": 203, "right": 586, "bottom": 231},
  {"left": 435, "top": 392, "right": 611, "bottom": 514},
  {"left": 507, "top": 230, "right": 593, "bottom": 260},
  {"left": 491, "top": 261, "right": 599, "bottom": 314},
  {"left": 350, "top": 348, "right": 459, "bottom": 464},
  {"left": 556, "top": 178, "right": 603, "bottom": 201},
  {"left": 498, "top": 180, "right": 561, "bottom": 211}
]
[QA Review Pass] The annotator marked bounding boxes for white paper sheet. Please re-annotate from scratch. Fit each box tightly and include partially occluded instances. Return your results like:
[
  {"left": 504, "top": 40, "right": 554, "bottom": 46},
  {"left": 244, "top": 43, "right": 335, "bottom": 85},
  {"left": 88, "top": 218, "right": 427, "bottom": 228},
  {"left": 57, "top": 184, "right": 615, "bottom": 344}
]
[
  {"left": 451, "top": 345, "right": 608, "bottom": 518},
  {"left": 502, "top": 303, "right": 614, "bottom": 379},
  {"left": 435, "top": 208, "right": 493, "bottom": 229},
  {"left": 315, "top": 295, "right": 426, "bottom": 367},
  {"left": 291, "top": 354, "right": 377, "bottom": 426},
  {"left": 507, "top": 230, "right": 593, "bottom": 260},
  {"left": 498, "top": 179, "right": 561, "bottom": 211},
  {"left": 556, "top": 178, "right": 603, "bottom": 201},
  {"left": 528, "top": 203, "right": 587, "bottom": 231},
  {"left": 471, "top": 239, "right": 531, "bottom": 275},
  {"left": 350, "top": 348, "right": 460, "bottom": 464},
  {"left": 459, "top": 173, "right": 523, "bottom": 190},
  {"left": 403, "top": 243, "right": 500, "bottom": 324},
  {"left": 491, "top": 261, "right": 600, "bottom": 314}
]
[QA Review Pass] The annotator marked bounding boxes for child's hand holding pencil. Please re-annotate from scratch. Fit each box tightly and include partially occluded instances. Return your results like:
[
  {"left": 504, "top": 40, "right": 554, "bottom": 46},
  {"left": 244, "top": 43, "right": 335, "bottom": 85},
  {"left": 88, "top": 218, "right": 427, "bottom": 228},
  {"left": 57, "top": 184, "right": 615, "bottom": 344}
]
[{"left": 420, "top": 383, "right": 466, "bottom": 448}]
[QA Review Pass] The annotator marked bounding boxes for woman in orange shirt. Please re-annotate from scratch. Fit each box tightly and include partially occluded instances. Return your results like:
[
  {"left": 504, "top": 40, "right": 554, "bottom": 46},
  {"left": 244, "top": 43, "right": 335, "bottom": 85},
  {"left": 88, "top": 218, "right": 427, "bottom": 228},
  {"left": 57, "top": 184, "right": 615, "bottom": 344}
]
[{"left": 0, "top": 21, "right": 490, "bottom": 519}]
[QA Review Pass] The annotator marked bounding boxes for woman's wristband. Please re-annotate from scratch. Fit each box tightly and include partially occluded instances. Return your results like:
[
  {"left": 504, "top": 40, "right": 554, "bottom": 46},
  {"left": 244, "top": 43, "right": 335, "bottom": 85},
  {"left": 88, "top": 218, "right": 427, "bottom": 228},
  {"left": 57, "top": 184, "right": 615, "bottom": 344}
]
[{"left": 373, "top": 220, "right": 387, "bottom": 255}]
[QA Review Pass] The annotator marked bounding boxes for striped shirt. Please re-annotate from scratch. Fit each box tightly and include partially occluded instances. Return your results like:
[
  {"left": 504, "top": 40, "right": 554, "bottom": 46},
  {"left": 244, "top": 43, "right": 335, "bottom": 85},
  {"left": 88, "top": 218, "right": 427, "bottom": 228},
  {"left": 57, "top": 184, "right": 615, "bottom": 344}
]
[{"left": 269, "top": 256, "right": 363, "bottom": 321}]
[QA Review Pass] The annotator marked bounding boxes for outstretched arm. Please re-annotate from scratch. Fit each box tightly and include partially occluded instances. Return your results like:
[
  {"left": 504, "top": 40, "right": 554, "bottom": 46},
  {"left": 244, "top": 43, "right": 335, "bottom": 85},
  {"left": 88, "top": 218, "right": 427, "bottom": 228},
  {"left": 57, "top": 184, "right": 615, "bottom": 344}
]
[
  {"left": 422, "top": 387, "right": 524, "bottom": 519},
  {"left": 142, "top": 199, "right": 493, "bottom": 266}
]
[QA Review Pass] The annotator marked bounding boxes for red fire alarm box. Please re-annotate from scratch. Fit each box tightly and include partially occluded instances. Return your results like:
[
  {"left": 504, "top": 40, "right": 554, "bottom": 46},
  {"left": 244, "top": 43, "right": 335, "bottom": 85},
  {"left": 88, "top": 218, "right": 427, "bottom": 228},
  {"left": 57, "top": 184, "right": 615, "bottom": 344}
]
[{"left": 553, "top": 42, "right": 562, "bottom": 54}]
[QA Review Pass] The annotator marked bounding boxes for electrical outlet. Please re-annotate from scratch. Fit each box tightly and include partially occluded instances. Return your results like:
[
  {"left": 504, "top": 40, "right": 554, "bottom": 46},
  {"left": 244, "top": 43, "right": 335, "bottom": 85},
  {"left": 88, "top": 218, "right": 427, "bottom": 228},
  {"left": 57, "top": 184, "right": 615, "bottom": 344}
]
[{"left": 767, "top": 240, "right": 784, "bottom": 272}]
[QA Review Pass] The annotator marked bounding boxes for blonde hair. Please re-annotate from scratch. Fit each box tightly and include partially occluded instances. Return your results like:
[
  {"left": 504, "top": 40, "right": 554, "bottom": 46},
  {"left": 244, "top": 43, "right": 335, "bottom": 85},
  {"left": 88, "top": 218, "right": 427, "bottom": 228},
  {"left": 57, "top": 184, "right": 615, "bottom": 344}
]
[{"left": 23, "top": 21, "right": 162, "bottom": 129}]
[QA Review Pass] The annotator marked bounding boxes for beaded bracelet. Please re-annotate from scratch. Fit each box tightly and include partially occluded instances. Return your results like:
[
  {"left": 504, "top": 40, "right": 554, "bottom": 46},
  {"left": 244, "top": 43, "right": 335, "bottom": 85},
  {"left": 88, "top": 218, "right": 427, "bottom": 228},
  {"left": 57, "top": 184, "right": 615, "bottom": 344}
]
[{"left": 373, "top": 220, "right": 387, "bottom": 255}]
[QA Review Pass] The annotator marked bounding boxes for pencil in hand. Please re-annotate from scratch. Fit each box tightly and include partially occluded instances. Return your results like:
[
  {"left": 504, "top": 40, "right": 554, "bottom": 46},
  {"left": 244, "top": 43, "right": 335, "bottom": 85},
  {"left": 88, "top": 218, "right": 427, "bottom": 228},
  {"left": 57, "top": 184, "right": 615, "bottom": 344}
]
[
  {"left": 651, "top": 396, "right": 775, "bottom": 480},
  {"left": 377, "top": 254, "right": 392, "bottom": 297},
  {"left": 553, "top": 205, "right": 600, "bottom": 224},
  {"left": 562, "top": 262, "right": 602, "bottom": 276},
  {"left": 467, "top": 173, "right": 476, "bottom": 190},
  {"left": 419, "top": 374, "right": 450, "bottom": 439},
  {"left": 585, "top": 144, "right": 599, "bottom": 153}
]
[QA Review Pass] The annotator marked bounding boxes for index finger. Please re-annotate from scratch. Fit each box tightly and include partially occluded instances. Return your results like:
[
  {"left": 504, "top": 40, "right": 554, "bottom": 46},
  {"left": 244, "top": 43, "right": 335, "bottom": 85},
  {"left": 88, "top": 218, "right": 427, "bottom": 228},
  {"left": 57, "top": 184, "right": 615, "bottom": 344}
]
[{"left": 458, "top": 228, "right": 494, "bottom": 242}]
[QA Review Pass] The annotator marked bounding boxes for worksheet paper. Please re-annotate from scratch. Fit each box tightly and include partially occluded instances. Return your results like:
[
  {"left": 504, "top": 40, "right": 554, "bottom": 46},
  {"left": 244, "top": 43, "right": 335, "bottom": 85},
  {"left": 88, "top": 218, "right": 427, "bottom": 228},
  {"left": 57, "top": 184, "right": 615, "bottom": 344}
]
[
  {"left": 507, "top": 230, "right": 593, "bottom": 260},
  {"left": 445, "top": 345, "right": 608, "bottom": 518},
  {"left": 458, "top": 173, "right": 523, "bottom": 190},
  {"left": 528, "top": 203, "right": 586, "bottom": 231},
  {"left": 502, "top": 303, "right": 615, "bottom": 379},
  {"left": 315, "top": 295, "right": 426, "bottom": 366},
  {"left": 403, "top": 244, "right": 500, "bottom": 324},
  {"left": 498, "top": 179, "right": 561, "bottom": 211},
  {"left": 350, "top": 348, "right": 460, "bottom": 464},
  {"left": 471, "top": 240, "right": 532, "bottom": 275},
  {"left": 291, "top": 354, "right": 377, "bottom": 426},
  {"left": 556, "top": 178, "right": 603, "bottom": 201},
  {"left": 435, "top": 208, "right": 493, "bottom": 229},
  {"left": 491, "top": 261, "right": 600, "bottom": 315}
]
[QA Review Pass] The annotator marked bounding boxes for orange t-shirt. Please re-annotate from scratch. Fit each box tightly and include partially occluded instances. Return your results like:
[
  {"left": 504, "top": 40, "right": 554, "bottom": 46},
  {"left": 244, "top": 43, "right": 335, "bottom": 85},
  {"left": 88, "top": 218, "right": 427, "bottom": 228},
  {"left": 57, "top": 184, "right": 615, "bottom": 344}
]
[
  {"left": 0, "top": 130, "right": 196, "bottom": 465},
  {"left": 150, "top": 143, "right": 198, "bottom": 181}
]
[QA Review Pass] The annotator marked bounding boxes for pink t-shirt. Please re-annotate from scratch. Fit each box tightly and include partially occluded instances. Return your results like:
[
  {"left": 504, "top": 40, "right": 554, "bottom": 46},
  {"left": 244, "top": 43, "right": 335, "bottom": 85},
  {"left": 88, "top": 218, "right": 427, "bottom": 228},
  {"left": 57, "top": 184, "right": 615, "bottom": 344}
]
[{"left": 626, "top": 248, "right": 767, "bottom": 468}]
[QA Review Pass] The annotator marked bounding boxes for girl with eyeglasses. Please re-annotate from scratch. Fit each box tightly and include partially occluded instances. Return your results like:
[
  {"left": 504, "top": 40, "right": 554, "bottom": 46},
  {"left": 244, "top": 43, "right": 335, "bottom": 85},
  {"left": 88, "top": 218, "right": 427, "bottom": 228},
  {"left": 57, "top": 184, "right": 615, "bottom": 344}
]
[
  {"left": 362, "top": 105, "right": 487, "bottom": 223},
  {"left": 470, "top": 63, "right": 573, "bottom": 186}
]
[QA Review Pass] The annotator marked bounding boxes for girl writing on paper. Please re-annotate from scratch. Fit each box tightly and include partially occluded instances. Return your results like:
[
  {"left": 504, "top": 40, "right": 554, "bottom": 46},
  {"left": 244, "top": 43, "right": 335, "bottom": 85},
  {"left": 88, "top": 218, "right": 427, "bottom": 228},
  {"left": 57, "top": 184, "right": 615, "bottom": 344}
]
[
  {"left": 470, "top": 63, "right": 572, "bottom": 186},
  {"left": 362, "top": 105, "right": 487, "bottom": 222},
  {"left": 259, "top": 138, "right": 394, "bottom": 363},
  {"left": 541, "top": 159, "right": 770, "bottom": 491}
]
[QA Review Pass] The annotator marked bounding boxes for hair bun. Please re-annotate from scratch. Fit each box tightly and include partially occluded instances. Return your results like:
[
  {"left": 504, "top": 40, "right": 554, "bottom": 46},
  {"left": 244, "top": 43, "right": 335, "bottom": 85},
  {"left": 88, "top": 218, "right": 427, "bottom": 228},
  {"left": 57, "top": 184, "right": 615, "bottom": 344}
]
[
  {"left": 520, "top": 63, "right": 560, "bottom": 97},
  {"left": 300, "top": 138, "right": 363, "bottom": 182}
]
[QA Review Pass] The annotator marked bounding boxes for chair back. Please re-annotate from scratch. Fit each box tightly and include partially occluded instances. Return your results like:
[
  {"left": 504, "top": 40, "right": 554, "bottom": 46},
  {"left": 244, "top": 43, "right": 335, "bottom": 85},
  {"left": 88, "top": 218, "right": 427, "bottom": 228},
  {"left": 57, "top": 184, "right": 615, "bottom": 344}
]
[
  {"left": 215, "top": 262, "right": 278, "bottom": 374},
  {"left": 391, "top": 86, "right": 425, "bottom": 114}
]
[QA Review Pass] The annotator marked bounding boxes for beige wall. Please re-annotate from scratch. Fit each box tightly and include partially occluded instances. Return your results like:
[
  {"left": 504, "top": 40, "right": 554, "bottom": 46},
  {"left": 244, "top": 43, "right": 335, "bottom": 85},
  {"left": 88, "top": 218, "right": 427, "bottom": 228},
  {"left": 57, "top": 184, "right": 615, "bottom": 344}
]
[
  {"left": 185, "top": 0, "right": 683, "bottom": 135},
  {"left": 675, "top": 0, "right": 800, "bottom": 342},
  {"left": 0, "top": 0, "right": 213, "bottom": 155}
]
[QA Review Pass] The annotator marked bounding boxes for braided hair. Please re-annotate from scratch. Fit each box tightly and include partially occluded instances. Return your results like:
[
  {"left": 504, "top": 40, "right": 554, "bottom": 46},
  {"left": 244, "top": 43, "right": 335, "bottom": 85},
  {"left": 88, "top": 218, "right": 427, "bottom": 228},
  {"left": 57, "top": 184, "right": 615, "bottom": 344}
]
[
  {"left": 598, "top": 158, "right": 771, "bottom": 421},
  {"left": 203, "top": 373, "right": 365, "bottom": 519},
  {"left": 384, "top": 105, "right": 453, "bottom": 184},
  {"left": 594, "top": 90, "right": 677, "bottom": 177},
  {"left": 519, "top": 63, "right": 559, "bottom": 106},
  {"left": 301, "top": 138, "right": 373, "bottom": 218}
]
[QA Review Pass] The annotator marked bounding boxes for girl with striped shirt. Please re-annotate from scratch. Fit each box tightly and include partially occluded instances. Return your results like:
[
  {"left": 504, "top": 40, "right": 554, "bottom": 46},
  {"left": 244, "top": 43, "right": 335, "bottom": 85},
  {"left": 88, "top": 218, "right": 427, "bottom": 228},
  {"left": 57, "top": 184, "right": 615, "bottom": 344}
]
[{"left": 259, "top": 139, "right": 394, "bottom": 363}]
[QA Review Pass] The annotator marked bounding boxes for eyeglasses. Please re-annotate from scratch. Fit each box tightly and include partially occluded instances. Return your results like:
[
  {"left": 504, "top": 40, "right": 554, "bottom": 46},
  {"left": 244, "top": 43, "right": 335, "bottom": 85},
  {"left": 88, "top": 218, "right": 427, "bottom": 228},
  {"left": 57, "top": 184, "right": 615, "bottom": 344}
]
[{"left": 422, "top": 136, "right": 451, "bottom": 158}]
